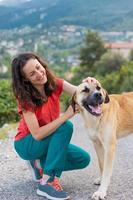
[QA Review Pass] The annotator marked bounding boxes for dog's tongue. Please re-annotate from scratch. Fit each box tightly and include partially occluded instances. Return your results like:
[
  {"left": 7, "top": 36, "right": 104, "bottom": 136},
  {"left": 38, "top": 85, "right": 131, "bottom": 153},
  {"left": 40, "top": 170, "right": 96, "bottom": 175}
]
[{"left": 89, "top": 105, "right": 102, "bottom": 114}]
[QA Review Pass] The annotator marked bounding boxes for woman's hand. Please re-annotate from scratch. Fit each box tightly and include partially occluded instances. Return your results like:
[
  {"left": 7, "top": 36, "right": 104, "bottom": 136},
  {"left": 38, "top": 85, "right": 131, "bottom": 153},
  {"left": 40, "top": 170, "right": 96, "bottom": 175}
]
[
  {"left": 82, "top": 77, "right": 98, "bottom": 84},
  {"left": 63, "top": 105, "right": 80, "bottom": 120}
]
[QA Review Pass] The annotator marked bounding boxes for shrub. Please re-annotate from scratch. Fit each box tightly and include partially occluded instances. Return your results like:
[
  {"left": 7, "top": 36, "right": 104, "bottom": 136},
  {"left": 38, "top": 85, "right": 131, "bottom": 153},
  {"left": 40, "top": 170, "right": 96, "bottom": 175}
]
[
  {"left": 0, "top": 79, "right": 18, "bottom": 127},
  {"left": 98, "top": 61, "right": 133, "bottom": 94},
  {"left": 94, "top": 52, "right": 126, "bottom": 76}
]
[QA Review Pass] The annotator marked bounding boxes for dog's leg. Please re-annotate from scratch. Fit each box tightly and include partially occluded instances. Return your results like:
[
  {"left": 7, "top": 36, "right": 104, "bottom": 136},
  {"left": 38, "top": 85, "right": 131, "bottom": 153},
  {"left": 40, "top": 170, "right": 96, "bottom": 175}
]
[
  {"left": 92, "top": 137, "right": 116, "bottom": 200},
  {"left": 93, "top": 140, "right": 104, "bottom": 185}
]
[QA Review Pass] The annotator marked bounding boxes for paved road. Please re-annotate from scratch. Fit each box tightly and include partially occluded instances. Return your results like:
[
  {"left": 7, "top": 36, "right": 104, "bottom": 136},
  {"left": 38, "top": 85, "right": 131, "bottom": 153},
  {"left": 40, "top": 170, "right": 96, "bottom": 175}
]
[{"left": 0, "top": 115, "right": 133, "bottom": 200}]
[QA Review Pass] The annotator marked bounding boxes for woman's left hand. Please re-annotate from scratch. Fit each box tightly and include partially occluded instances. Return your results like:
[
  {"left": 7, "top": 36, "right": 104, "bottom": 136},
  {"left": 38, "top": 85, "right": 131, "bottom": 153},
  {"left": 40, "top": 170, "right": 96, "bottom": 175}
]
[{"left": 82, "top": 77, "right": 98, "bottom": 84}]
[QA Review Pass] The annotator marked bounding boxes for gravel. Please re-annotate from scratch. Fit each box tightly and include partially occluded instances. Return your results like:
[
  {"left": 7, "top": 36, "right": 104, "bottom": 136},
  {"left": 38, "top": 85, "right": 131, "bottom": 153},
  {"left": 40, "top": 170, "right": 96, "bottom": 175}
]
[{"left": 0, "top": 114, "right": 133, "bottom": 200}]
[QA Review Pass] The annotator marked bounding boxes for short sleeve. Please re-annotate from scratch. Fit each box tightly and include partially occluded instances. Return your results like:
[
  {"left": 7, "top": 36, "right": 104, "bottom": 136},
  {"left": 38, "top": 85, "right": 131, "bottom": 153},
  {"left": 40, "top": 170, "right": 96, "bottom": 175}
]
[
  {"left": 17, "top": 100, "right": 34, "bottom": 114},
  {"left": 56, "top": 78, "right": 64, "bottom": 96}
]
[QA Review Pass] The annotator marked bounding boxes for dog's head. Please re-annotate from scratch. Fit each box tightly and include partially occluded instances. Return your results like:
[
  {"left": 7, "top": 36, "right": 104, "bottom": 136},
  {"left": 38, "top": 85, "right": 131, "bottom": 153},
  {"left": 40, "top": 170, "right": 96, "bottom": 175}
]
[{"left": 72, "top": 81, "right": 110, "bottom": 117}]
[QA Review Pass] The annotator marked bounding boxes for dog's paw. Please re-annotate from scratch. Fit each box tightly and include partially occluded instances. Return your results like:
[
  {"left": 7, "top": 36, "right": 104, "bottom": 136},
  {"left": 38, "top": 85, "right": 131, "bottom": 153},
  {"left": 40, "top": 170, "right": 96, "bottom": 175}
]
[
  {"left": 92, "top": 190, "right": 106, "bottom": 200},
  {"left": 94, "top": 177, "right": 101, "bottom": 185}
]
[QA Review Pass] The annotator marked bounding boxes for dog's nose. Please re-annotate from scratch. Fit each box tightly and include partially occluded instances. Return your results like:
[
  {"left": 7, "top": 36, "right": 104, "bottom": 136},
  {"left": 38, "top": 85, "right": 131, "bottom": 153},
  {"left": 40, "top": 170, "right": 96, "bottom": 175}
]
[
  {"left": 94, "top": 92, "right": 102, "bottom": 100},
  {"left": 94, "top": 92, "right": 102, "bottom": 102}
]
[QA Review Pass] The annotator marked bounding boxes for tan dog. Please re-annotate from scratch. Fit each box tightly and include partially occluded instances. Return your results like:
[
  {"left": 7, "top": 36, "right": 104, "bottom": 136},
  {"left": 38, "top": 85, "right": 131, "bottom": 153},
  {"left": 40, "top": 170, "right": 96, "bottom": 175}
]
[{"left": 72, "top": 81, "right": 133, "bottom": 200}]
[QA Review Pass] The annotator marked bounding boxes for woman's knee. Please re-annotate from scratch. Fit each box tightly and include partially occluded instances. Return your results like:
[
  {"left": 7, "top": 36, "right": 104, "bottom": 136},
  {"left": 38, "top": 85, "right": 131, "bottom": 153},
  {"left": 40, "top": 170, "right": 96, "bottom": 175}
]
[
  {"left": 65, "top": 120, "right": 73, "bottom": 132},
  {"left": 60, "top": 120, "right": 73, "bottom": 136},
  {"left": 80, "top": 152, "right": 91, "bottom": 169}
]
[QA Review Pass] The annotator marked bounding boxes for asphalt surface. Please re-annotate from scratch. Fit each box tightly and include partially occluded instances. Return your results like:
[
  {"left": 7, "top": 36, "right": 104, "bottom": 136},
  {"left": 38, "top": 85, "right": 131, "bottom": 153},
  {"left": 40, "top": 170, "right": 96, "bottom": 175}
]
[{"left": 0, "top": 114, "right": 133, "bottom": 200}]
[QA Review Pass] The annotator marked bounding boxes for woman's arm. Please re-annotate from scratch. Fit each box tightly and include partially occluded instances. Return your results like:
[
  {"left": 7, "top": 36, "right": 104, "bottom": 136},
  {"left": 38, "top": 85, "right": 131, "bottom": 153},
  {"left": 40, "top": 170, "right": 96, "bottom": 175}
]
[
  {"left": 63, "top": 77, "right": 98, "bottom": 96},
  {"left": 63, "top": 80, "right": 77, "bottom": 96},
  {"left": 23, "top": 105, "right": 76, "bottom": 141}
]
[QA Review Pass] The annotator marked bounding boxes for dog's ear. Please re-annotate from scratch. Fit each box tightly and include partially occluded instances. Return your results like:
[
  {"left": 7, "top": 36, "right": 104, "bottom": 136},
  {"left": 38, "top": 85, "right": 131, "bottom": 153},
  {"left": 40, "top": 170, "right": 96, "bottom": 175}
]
[
  {"left": 70, "top": 92, "right": 77, "bottom": 112},
  {"left": 104, "top": 90, "right": 110, "bottom": 103}
]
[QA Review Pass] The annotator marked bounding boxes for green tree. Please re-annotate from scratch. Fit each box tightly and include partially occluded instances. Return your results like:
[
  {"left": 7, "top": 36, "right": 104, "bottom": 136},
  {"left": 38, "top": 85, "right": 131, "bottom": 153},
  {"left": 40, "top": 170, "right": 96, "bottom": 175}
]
[
  {"left": 80, "top": 30, "right": 106, "bottom": 71},
  {"left": 71, "top": 30, "right": 106, "bottom": 84},
  {"left": 72, "top": 30, "right": 107, "bottom": 84},
  {"left": 94, "top": 52, "right": 126, "bottom": 76}
]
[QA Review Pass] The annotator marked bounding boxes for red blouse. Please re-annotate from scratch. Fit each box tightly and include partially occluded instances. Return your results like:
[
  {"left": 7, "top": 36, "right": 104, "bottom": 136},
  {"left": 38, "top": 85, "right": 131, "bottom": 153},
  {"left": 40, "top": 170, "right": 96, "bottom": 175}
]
[{"left": 15, "top": 79, "right": 64, "bottom": 141}]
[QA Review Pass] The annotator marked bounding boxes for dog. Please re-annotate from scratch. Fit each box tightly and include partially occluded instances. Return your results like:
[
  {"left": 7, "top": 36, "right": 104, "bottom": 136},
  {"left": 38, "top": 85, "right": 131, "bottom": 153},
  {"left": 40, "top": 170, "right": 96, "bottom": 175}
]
[{"left": 71, "top": 81, "right": 133, "bottom": 200}]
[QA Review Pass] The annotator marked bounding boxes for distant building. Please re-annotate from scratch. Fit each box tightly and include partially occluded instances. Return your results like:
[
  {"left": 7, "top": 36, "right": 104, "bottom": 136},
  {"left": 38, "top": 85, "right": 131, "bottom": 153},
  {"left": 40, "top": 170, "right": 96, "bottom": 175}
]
[{"left": 105, "top": 42, "right": 133, "bottom": 58}]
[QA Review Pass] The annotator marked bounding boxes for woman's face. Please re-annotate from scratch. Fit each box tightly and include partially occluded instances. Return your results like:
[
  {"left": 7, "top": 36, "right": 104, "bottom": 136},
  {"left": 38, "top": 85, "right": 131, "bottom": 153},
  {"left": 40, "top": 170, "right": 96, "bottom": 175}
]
[{"left": 22, "top": 58, "right": 47, "bottom": 88}]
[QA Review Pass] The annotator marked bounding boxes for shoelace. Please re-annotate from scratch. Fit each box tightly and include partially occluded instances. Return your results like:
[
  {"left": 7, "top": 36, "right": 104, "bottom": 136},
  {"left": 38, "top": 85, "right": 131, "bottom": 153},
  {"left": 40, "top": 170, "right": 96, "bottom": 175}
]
[{"left": 48, "top": 178, "right": 63, "bottom": 191}]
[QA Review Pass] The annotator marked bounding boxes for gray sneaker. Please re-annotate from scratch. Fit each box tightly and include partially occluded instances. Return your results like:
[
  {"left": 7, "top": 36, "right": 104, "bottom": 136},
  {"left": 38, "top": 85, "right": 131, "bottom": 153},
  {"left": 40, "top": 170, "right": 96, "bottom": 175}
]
[
  {"left": 37, "top": 177, "right": 70, "bottom": 200},
  {"left": 27, "top": 160, "right": 43, "bottom": 182}
]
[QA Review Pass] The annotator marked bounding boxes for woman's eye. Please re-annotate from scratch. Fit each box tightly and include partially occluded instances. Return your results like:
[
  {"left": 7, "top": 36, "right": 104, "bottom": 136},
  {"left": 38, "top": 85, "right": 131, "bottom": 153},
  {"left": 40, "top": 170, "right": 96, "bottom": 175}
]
[
  {"left": 30, "top": 72, "right": 35, "bottom": 77},
  {"left": 36, "top": 66, "right": 40, "bottom": 69}
]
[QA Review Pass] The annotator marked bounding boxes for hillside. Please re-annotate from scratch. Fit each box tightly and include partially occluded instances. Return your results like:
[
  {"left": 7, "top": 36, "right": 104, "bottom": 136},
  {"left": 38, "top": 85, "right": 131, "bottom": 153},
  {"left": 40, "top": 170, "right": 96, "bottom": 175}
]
[{"left": 0, "top": 0, "right": 133, "bottom": 31}]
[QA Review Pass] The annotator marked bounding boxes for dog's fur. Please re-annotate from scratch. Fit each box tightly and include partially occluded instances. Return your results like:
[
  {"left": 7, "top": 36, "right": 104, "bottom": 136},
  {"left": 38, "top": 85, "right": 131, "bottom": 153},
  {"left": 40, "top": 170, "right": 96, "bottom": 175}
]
[{"left": 72, "top": 81, "right": 133, "bottom": 200}]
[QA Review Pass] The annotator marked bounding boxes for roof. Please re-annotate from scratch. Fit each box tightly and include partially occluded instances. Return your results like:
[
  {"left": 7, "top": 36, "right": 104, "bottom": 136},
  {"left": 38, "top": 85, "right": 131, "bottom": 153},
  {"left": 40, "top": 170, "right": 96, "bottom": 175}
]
[{"left": 104, "top": 42, "right": 133, "bottom": 49}]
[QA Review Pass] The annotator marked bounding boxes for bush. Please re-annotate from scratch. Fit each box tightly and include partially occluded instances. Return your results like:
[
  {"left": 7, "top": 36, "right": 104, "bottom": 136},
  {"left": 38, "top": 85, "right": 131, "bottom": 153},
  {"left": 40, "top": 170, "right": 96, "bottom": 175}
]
[
  {"left": 98, "top": 61, "right": 133, "bottom": 94},
  {"left": 94, "top": 52, "right": 126, "bottom": 76},
  {"left": 0, "top": 79, "right": 18, "bottom": 127}
]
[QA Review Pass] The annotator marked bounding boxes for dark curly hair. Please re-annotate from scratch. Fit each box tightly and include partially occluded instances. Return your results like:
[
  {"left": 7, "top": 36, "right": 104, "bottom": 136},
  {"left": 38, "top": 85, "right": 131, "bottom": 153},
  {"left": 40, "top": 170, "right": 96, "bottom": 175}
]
[{"left": 11, "top": 52, "right": 57, "bottom": 111}]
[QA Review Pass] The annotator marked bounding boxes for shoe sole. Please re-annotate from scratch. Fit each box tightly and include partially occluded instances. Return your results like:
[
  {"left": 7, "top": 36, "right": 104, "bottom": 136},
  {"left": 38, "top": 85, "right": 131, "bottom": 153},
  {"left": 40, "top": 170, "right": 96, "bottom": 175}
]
[
  {"left": 37, "top": 189, "right": 70, "bottom": 200},
  {"left": 27, "top": 161, "right": 41, "bottom": 182}
]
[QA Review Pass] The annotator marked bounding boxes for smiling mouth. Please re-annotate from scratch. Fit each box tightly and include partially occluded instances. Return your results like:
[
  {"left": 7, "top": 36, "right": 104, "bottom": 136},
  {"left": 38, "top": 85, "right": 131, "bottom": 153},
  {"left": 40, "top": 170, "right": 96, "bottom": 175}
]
[
  {"left": 83, "top": 102, "right": 102, "bottom": 116},
  {"left": 40, "top": 76, "right": 44, "bottom": 80},
  {"left": 38, "top": 74, "right": 46, "bottom": 81}
]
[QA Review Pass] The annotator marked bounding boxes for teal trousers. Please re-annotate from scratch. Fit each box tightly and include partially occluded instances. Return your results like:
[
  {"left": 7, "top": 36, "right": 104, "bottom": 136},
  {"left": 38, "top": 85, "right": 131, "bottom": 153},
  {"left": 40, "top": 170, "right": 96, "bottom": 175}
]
[{"left": 14, "top": 121, "right": 91, "bottom": 177}]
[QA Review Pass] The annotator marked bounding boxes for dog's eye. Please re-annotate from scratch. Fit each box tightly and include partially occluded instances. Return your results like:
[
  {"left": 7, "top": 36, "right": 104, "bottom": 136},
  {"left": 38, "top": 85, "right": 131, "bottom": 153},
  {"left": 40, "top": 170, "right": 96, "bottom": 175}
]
[
  {"left": 96, "top": 86, "right": 101, "bottom": 90},
  {"left": 82, "top": 86, "right": 90, "bottom": 93}
]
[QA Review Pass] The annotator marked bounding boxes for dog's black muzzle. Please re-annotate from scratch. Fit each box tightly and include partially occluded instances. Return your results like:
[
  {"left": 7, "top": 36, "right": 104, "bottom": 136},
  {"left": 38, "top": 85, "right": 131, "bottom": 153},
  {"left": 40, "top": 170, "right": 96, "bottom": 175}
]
[{"left": 82, "top": 92, "right": 103, "bottom": 116}]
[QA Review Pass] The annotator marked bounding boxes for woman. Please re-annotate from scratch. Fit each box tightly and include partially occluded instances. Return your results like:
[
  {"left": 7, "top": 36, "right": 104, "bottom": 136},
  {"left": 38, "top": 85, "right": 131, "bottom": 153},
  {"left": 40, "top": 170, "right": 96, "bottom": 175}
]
[{"left": 11, "top": 52, "right": 93, "bottom": 200}]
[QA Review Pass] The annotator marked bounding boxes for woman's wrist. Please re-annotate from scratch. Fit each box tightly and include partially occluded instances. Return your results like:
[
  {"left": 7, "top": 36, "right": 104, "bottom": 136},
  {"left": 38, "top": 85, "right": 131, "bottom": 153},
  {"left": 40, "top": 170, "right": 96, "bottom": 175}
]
[{"left": 61, "top": 113, "right": 69, "bottom": 121}]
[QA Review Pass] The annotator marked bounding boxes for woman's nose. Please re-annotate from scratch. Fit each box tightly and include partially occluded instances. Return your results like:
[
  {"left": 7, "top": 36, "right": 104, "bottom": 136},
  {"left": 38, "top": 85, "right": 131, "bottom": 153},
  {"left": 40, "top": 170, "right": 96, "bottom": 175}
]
[{"left": 36, "top": 71, "right": 42, "bottom": 78}]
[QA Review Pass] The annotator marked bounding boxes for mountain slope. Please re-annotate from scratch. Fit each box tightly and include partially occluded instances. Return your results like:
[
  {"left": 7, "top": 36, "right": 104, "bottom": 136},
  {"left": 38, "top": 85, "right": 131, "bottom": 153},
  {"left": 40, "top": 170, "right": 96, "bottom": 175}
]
[{"left": 0, "top": 0, "right": 133, "bottom": 30}]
